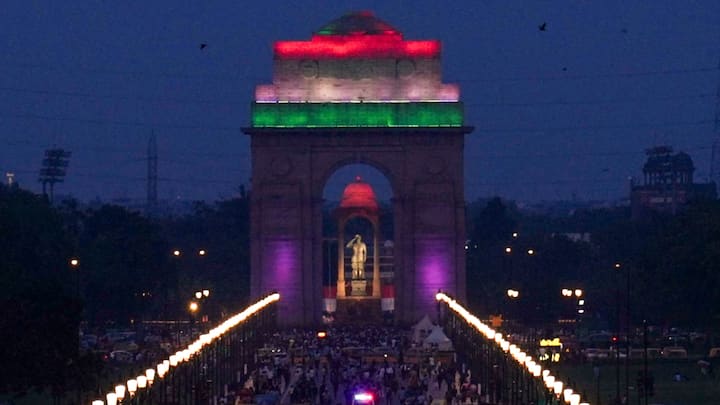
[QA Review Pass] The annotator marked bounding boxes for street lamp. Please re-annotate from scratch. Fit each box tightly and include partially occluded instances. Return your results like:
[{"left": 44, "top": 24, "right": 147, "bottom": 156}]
[
  {"left": 195, "top": 291, "right": 203, "bottom": 299},
  {"left": 173, "top": 249, "right": 181, "bottom": 257},
  {"left": 127, "top": 379, "right": 137, "bottom": 397},
  {"left": 189, "top": 301, "right": 199, "bottom": 313},
  {"left": 69, "top": 258, "right": 80, "bottom": 299},
  {"left": 114, "top": 385, "right": 125, "bottom": 401},
  {"left": 202, "top": 289, "right": 209, "bottom": 297},
  {"left": 615, "top": 261, "right": 632, "bottom": 403},
  {"left": 145, "top": 368, "right": 155, "bottom": 384}
]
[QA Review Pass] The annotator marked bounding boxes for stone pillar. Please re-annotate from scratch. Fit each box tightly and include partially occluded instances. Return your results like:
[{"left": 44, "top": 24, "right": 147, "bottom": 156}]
[
  {"left": 372, "top": 221, "right": 381, "bottom": 298},
  {"left": 336, "top": 222, "right": 346, "bottom": 298}
]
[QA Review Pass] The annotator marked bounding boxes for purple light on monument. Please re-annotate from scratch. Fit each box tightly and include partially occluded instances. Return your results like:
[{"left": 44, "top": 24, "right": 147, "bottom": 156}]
[
  {"left": 263, "top": 239, "right": 301, "bottom": 320},
  {"left": 415, "top": 238, "right": 453, "bottom": 315}
]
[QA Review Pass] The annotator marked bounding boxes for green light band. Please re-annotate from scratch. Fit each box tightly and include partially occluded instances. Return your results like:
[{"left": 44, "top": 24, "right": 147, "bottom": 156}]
[{"left": 251, "top": 102, "right": 464, "bottom": 128}]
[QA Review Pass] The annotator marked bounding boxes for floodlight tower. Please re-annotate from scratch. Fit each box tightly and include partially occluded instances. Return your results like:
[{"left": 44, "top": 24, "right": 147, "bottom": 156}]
[{"left": 38, "top": 148, "right": 71, "bottom": 203}]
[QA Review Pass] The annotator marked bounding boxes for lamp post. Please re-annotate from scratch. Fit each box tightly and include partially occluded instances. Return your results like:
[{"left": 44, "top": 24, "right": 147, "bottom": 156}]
[
  {"left": 506, "top": 289, "right": 519, "bottom": 326},
  {"left": 614, "top": 262, "right": 622, "bottom": 405},
  {"left": 127, "top": 379, "right": 137, "bottom": 405},
  {"left": 625, "top": 266, "right": 631, "bottom": 405},
  {"left": 614, "top": 262, "right": 632, "bottom": 404},
  {"left": 189, "top": 301, "right": 199, "bottom": 322},
  {"left": 114, "top": 385, "right": 126, "bottom": 404},
  {"left": 561, "top": 288, "right": 583, "bottom": 327},
  {"left": 502, "top": 244, "right": 535, "bottom": 327},
  {"left": 69, "top": 257, "right": 80, "bottom": 296}
]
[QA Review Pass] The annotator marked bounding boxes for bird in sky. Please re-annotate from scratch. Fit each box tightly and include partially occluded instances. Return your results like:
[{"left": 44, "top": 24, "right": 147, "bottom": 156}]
[
  {"left": 199, "top": 43, "right": 208, "bottom": 50},
  {"left": 538, "top": 22, "right": 547, "bottom": 31}
]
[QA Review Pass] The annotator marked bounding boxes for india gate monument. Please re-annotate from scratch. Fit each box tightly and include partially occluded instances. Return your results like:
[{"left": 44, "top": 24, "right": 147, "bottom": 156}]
[{"left": 243, "top": 11, "right": 472, "bottom": 326}]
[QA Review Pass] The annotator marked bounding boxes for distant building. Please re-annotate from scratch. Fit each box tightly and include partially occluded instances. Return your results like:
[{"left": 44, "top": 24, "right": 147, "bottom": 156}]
[{"left": 631, "top": 146, "right": 716, "bottom": 218}]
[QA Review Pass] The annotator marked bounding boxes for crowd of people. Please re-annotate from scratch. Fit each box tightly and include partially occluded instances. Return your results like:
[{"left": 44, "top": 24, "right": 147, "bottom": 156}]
[{"left": 216, "top": 324, "right": 488, "bottom": 405}]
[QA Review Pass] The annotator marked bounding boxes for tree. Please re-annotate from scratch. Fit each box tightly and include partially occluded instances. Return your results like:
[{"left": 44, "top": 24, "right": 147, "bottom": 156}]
[
  {"left": 0, "top": 185, "right": 80, "bottom": 396},
  {"left": 79, "top": 204, "right": 170, "bottom": 324},
  {"left": 160, "top": 195, "right": 251, "bottom": 319}
]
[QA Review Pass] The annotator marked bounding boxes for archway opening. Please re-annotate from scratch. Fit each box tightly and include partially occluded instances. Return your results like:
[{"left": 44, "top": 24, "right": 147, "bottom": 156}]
[{"left": 321, "top": 164, "right": 395, "bottom": 321}]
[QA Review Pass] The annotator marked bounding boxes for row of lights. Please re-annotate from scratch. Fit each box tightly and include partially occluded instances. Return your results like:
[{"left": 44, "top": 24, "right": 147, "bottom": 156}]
[
  {"left": 189, "top": 289, "right": 211, "bottom": 314},
  {"left": 561, "top": 289, "right": 586, "bottom": 314},
  {"left": 561, "top": 288, "right": 584, "bottom": 298},
  {"left": 506, "top": 289, "right": 520, "bottom": 298},
  {"left": 504, "top": 246, "right": 535, "bottom": 255},
  {"left": 90, "top": 292, "right": 280, "bottom": 405},
  {"left": 435, "top": 292, "right": 591, "bottom": 405},
  {"left": 172, "top": 249, "right": 206, "bottom": 257}
]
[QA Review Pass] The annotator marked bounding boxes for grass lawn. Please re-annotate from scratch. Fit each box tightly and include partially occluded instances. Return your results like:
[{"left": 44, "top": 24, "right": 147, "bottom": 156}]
[{"left": 554, "top": 359, "right": 720, "bottom": 405}]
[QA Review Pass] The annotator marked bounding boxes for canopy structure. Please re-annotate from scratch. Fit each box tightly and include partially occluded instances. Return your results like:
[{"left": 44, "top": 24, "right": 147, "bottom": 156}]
[
  {"left": 412, "top": 314, "right": 435, "bottom": 342},
  {"left": 423, "top": 325, "right": 453, "bottom": 351}
]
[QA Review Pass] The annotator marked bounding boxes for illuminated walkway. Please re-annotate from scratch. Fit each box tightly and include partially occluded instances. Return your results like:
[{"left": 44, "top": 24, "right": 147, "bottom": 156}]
[
  {"left": 437, "top": 292, "right": 592, "bottom": 405},
  {"left": 88, "top": 292, "right": 594, "bottom": 405}
]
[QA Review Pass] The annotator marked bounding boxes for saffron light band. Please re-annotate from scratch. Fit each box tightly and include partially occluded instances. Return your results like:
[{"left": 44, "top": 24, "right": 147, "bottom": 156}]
[{"left": 274, "top": 37, "right": 441, "bottom": 59}]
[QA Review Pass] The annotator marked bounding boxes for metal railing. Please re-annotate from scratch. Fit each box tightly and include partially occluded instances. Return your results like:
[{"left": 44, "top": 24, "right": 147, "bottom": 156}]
[
  {"left": 89, "top": 292, "right": 279, "bottom": 405},
  {"left": 436, "top": 292, "right": 591, "bottom": 405}
]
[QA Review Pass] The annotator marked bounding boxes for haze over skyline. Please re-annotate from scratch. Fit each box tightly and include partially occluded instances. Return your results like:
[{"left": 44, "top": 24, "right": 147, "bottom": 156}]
[{"left": 0, "top": 1, "right": 718, "bottom": 203}]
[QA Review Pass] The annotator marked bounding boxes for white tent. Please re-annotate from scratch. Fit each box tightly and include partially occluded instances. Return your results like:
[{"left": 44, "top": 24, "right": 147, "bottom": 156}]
[
  {"left": 423, "top": 326, "right": 453, "bottom": 351},
  {"left": 412, "top": 314, "right": 435, "bottom": 342}
]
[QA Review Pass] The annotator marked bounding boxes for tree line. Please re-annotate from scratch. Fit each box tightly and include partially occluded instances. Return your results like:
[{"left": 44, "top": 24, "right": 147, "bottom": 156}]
[
  {"left": 0, "top": 184, "right": 250, "bottom": 399},
  {"left": 2, "top": 184, "right": 719, "bottom": 397},
  {"left": 466, "top": 197, "right": 720, "bottom": 332}
]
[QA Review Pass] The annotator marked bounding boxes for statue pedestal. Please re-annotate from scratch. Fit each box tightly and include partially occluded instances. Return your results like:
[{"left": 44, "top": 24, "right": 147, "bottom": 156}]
[
  {"left": 335, "top": 297, "right": 383, "bottom": 324},
  {"left": 350, "top": 280, "right": 368, "bottom": 296}
]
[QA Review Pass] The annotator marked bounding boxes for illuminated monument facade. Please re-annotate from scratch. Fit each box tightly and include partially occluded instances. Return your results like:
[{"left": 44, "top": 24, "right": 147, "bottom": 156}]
[{"left": 244, "top": 12, "right": 472, "bottom": 325}]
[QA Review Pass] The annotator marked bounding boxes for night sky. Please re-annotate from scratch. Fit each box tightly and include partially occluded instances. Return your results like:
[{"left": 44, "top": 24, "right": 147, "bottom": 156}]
[{"left": 1, "top": 1, "right": 718, "bottom": 203}]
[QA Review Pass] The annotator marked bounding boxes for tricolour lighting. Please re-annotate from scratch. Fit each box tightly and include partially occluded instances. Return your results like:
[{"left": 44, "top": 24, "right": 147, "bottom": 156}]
[
  {"left": 251, "top": 102, "right": 463, "bottom": 128},
  {"left": 274, "top": 36, "right": 440, "bottom": 59}
]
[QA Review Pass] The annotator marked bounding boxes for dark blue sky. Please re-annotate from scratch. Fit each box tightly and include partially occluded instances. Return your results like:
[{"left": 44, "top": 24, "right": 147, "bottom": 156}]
[{"left": 1, "top": 1, "right": 718, "bottom": 203}]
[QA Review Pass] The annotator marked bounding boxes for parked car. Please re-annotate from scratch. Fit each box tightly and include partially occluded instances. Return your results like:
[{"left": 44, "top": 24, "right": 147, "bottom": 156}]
[
  {"left": 583, "top": 348, "right": 610, "bottom": 360},
  {"left": 662, "top": 346, "right": 688, "bottom": 359},
  {"left": 110, "top": 350, "right": 134, "bottom": 363}
]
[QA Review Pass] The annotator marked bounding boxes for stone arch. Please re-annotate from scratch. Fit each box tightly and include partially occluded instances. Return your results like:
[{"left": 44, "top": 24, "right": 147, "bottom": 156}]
[
  {"left": 315, "top": 156, "right": 399, "bottom": 201},
  {"left": 245, "top": 127, "right": 470, "bottom": 326}
]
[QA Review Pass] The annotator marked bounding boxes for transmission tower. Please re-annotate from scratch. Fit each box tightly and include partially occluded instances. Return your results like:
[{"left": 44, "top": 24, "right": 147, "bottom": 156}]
[
  {"left": 38, "top": 148, "right": 71, "bottom": 203},
  {"left": 146, "top": 132, "right": 158, "bottom": 216}
]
